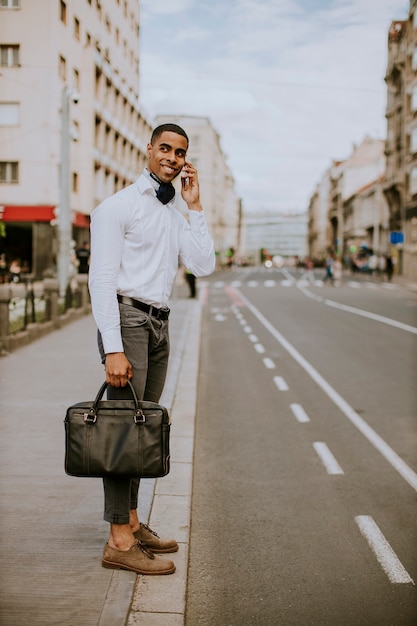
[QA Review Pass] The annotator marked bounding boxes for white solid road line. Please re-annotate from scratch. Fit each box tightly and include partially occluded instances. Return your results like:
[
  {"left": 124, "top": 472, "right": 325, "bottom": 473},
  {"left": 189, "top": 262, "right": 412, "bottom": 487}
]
[
  {"left": 313, "top": 441, "right": 344, "bottom": 474},
  {"left": 297, "top": 286, "right": 417, "bottom": 335},
  {"left": 290, "top": 403, "right": 310, "bottom": 422},
  {"left": 235, "top": 287, "right": 417, "bottom": 493},
  {"left": 355, "top": 516, "right": 414, "bottom": 584},
  {"left": 323, "top": 298, "right": 417, "bottom": 334}
]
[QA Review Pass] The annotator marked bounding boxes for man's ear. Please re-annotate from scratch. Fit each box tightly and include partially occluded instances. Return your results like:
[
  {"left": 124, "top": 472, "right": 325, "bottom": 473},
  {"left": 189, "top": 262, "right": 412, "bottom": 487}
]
[{"left": 146, "top": 143, "right": 152, "bottom": 158}]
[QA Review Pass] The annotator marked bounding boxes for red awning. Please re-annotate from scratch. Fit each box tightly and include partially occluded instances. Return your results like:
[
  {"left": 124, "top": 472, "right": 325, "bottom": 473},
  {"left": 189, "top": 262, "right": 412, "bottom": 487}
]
[
  {"left": 0, "top": 206, "right": 90, "bottom": 227},
  {"left": 0, "top": 205, "right": 55, "bottom": 222},
  {"left": 73, "top": 212, "right": 90, "bottom": 228}
]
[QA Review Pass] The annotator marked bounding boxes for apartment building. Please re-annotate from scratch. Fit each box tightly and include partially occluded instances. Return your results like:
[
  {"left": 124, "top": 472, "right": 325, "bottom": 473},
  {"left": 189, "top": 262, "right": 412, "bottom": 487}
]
[
  {"left": 155, "top": 114, "right": 242, "bottom": 262},
  {"left": 308, "top": 168, "right": 333, "bottom": 261},
  {"left": 308, "top": 137, "right": 387, "bottom": 262},
  {"left": 384, "top": 0, "right": 417, "bottom": 279},
  {"left": 0, "top": 0, "right": 152, "bottom": 280}
]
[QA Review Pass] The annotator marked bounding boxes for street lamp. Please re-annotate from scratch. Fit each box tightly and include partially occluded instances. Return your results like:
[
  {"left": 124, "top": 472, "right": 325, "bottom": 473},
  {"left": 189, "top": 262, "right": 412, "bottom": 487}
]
[{"left": 57, "top": 86, "right": 79, "bottom": 298}]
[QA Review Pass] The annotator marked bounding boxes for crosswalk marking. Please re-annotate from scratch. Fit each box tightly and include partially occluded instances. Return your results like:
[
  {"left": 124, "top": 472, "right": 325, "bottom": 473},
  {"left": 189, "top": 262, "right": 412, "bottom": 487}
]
[{"left": 212, "top": 278, "right": 399, "bottom": 291}]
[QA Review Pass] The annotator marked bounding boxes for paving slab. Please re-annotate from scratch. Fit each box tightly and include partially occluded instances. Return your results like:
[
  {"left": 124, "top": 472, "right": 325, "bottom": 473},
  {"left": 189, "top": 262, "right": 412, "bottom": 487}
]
[{"left": 0, "top": 287, "right": 198, "bottom": 626}]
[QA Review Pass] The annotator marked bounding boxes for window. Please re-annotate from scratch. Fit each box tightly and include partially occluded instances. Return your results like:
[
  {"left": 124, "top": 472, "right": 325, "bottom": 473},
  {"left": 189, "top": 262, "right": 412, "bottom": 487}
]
[
  {"left": 411, "top": 128, "right": 417, "bottom": 154},
  {"left": 412, "top": 49, "right": 417, "bottom": 72},
  {"left": 73, "top": 68, "right": 80, "bottom": 90},
  {"left": 59, "top": 55, "right": 66, "bottom": 80},
  {"left": 0, "top": 102, "right": 19, "bottom": 125},
  {"left": 72, "top": 172, "right": 79, "bottom": 193},
  {"left": 411, "top": 85, "right": 417, "bottom": 112},
  {"left": 74, "top": 17, "right": 80, "bottom": 40},
  {"left": 0, "top": 161, "right": 19, "bottom": 183},
  {"left": 72, "top": 120, "right": 80, "bottom": 141},
  {"left": 0, "top": 0, "right": 20, "bottom": 7},
  {"left": 410, "top": 167, "right": 417, "bottom": 195},
  {"left": 0, "top": 45, "right": 19, "bottom": 67},
  {"left": 60, "top": 1, "right": 67, "bottom": 24}
]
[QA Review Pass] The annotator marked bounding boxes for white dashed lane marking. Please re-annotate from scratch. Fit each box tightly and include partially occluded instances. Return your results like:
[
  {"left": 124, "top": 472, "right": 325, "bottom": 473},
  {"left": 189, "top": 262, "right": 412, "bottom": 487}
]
[
  {"left": 274, "top": 376, "right": 289, "bottom": 391},
  {"left": 313, "top": 442, "right": 344, "bottom": 475},
  {"left": 290, "top": 403, "right": 310, "bottom": 422}
]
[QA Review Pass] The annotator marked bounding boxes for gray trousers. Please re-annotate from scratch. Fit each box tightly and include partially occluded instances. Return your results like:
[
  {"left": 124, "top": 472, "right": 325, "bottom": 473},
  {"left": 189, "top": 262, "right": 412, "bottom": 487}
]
[{"left": 98, "top": 303, "right": 170, "bottom": 524}]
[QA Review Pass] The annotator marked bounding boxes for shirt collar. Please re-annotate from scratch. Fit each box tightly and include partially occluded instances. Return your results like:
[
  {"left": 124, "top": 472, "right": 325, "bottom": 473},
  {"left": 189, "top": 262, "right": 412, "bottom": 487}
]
[
  {"left": 136, "top": 169, "right": 175, "bottom": 205},
  {"left": 136, "top": 170, "right": 156, "bottom": 195}
]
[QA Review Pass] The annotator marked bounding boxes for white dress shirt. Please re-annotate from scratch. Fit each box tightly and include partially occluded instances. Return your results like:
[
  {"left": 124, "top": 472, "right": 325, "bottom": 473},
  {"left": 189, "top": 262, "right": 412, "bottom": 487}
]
[{"left": 88, "top": 171, "right": 215, "bottom": 354}]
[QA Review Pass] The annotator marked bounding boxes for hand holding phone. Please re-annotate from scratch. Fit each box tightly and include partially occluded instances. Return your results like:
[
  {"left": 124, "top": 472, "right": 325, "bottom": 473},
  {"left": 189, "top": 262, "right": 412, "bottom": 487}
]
[{"left": 180, "top": 162, "right": 202, "bottom": 211}]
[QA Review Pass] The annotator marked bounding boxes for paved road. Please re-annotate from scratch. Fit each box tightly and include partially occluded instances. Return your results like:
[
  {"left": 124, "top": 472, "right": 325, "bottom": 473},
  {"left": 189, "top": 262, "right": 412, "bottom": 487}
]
[{"left": 186, "top": 267, "right": 417, "bottom": 625}]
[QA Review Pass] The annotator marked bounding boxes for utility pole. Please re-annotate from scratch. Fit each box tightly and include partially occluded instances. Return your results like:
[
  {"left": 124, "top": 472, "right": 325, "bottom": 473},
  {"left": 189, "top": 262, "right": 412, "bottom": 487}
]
[{"left": 57, "top": 86, "right": 79, "bottom": 298}]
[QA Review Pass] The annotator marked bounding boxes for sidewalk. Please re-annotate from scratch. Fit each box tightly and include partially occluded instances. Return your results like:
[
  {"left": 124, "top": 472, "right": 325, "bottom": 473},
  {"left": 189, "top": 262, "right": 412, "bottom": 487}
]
[{"left": 0, "top": 284, "right": 201, "bottom": 626}]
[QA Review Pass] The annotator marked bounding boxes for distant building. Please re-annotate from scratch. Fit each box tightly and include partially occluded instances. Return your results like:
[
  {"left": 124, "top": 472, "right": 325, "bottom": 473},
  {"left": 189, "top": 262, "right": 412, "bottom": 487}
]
[
  {"left": 155, "top": 115, "right": 242, "bottom": 263},
  {"left": 308, "top": 137, "right": 388, "bottom": 263},
  {"left": 242, "top": 212, "right": 308, "bottom": 263},
  {"left": 308, "top": 170, "right": 332, "bottom": 261},
  {"left": 308, "top": 2, "right": 417, "bottom": 279},
  {"left": 384, "top": 3, "right": 417, "bottom": 279},
  {"left": 0, "top": 0, "right": 152, "bottom": 279}
]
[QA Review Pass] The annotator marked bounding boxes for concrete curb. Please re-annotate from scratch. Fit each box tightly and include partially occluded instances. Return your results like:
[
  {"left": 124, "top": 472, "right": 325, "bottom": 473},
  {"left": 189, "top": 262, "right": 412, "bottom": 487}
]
[{"left": 126, "top": 298, "right": 201, "bottom": 625}]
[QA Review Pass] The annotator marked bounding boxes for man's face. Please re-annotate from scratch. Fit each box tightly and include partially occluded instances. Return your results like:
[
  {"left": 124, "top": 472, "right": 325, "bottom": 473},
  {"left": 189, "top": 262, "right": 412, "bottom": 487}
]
[{"left": 147, "top": 131, "right": 188, "bottom": 183}]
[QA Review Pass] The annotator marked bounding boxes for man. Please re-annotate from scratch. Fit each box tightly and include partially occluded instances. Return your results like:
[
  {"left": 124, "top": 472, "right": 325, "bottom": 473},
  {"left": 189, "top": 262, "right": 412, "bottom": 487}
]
[
  {"left": 89, "top": 123, "right": 215, "bottom": 575},
  {"left": 76, "top": 240, "right": 90, "bottom": 274}
]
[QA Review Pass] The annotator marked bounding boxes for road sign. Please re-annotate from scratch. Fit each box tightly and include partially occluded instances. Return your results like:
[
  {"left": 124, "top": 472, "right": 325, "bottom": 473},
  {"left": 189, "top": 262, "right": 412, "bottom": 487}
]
[{"left": 390, "top": 232, "right": 404, "bottom": 244}]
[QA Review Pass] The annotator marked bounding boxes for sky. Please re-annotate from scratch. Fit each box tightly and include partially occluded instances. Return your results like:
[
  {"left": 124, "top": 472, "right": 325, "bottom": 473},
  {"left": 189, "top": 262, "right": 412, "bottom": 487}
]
[{"left": 139, "top": 0, "right": 409, "bottom": 214}]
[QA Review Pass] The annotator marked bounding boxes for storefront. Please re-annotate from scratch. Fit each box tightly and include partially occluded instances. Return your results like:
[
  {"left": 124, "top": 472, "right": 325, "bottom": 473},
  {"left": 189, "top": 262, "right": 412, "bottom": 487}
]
[{"left": 0, "top": 205, "right": 90, "bottom": 280}]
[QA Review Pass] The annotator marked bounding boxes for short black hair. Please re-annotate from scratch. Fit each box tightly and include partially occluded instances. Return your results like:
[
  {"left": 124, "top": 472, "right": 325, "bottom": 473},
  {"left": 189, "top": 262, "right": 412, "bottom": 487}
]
[{"left": 151, "top": 123, "right": 189, "bottom": 146}]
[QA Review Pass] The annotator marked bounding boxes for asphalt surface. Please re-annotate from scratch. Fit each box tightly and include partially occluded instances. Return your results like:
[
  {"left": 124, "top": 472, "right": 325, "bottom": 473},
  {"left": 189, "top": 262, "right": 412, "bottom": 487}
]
[
  {"left": 186, "top": 268, "right": 417, "bottom": 625},
  {"left": 0, "top": 281, "right": 199, "bottom": 626}
]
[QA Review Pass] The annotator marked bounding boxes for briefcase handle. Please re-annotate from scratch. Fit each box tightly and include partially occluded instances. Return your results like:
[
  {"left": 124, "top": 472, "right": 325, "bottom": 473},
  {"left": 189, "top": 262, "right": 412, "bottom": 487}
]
[{"left": 84, "top": 380, "right": 145, "bottom": 424}]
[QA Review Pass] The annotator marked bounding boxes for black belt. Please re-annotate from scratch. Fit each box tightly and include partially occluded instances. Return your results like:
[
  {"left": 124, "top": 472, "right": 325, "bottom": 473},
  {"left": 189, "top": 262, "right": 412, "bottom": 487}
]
[{"left": 117, "top": 295, "right": 170, "bottom": 320}]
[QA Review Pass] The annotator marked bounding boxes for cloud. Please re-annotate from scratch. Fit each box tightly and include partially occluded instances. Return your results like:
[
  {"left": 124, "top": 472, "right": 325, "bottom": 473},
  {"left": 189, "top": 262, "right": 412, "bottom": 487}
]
[
  {"left": 142, "top": 0, "right": 193, "bottom": 15},
  {"left": 140, "top": 0, "right": 408, "bottom": 212}
]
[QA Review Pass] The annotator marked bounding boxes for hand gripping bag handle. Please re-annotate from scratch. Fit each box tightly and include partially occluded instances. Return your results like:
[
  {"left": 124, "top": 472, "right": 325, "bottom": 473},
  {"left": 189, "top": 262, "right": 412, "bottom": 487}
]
[{"left": 84, "top": 380, "right": 145, "bottom": 424}]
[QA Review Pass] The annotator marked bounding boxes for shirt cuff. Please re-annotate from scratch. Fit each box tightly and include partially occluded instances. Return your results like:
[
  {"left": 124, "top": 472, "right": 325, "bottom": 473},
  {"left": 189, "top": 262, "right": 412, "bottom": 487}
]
[{"left": 101, "top": 329, "right": 124, "bottom": 355}]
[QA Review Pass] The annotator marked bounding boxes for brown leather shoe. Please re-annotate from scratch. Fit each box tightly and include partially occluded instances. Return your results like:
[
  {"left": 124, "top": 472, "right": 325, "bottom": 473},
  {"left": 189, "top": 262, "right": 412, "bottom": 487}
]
[
  {"left": 133, "top": 523, "right": 178, "bottom": 553},
  {"left": 102, "top": 540, "right": 175, "bottom": 575}
]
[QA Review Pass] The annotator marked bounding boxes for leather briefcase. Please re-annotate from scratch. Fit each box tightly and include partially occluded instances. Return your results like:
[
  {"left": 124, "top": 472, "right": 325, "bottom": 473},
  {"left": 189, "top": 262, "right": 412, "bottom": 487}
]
[{"left": 64, "top": 380, "right": 171, "bottom": 478}]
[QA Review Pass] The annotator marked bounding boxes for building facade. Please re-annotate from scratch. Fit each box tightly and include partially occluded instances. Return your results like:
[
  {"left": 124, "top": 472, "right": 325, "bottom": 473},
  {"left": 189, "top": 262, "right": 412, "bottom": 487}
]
[
  {"left": 384, "top": 1, "right": 417, "bottom": 279},
  {"left": 0, "top": 0, "right": 152, "bottom": 280},
  {"left": 242, "top": 212, "right": 308, "bottom": 264},
  {"left": 155, "top": 114, "right": 242, "bottom": 263},
  {"left": 308, "top": 2, "right": 417, "bottom": 278},
  {"left": 308, "top": 170, "right": 331, "bottom": 263},
  {"left": 308, "top": 137, "right": 387, "bottom": 263}
]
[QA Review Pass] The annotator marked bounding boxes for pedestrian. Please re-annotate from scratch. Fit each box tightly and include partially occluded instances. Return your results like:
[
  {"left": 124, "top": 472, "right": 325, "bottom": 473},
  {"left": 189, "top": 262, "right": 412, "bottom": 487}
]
[
  {"left": 385, "top": 255, "right": 394, "bottom": 282},
  {"left": 76, "top": 240, "right": 90, "bottom": 274},
  {"left": 184, "top": 268, "right": 197, "bottom": 298},
  {"left": 333, "top": 256, "right": 342, "bottom": 287},
  {"left": 323, "top": 252, "right": 334, "bottom": 284},
  {"left": 0, "top": 254, "right": 7, "bottom": 284},
  {"left": 88, "top": 123, "right": 215, "bottom": 575},
  {"left": 9, "top": 259, "right": 21, "bottom": 283}
]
